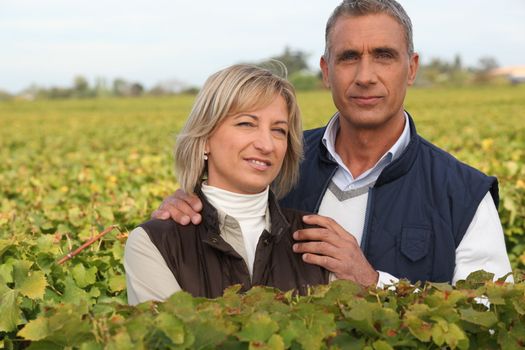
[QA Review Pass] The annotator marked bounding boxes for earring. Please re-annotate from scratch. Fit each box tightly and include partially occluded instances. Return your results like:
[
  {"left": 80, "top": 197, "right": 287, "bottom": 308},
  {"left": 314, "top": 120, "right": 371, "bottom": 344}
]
[{"left": 204, "top": 152, "right": 208, "bottom": 161}]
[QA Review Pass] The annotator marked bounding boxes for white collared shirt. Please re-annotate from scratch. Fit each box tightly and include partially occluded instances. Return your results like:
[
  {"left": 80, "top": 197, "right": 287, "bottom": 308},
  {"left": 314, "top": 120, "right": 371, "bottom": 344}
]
[
  {"left": 319, "top": 112, "right": 512, "bottom": 286},
  {"left": 322, "top": 112, "right": 411, "bottom": 191}
]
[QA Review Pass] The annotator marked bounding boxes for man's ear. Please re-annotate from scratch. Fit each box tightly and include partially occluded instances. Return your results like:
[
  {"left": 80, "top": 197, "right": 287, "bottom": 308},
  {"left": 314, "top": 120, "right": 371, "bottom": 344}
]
[
  {"left": 407, "top": 52, "right": 419, "bottom": 86},
  {"left": 320, "top": 56, "right": 331, "bottom": 88}
]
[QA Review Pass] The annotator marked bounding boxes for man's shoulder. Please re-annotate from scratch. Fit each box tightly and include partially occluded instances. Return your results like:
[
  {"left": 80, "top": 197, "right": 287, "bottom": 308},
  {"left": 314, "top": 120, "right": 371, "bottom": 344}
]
[
  {"left": 303, "top": 126, "right": 327, "bottom": 157},
  {"left": 304, "top": 126, "right": 326, "bottom": 142},
  {"left": 413, "top": 134, "right": 498, "bottom": 206},
  {"left": 417, "top": 135, "right": 488, "bottom": 176}
]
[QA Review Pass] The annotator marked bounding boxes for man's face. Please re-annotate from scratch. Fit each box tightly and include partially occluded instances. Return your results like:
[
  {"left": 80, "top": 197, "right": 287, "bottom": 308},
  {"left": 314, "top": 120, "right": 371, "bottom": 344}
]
[{"left": 321, "top": 13, "right": 419, "bottom": 130}]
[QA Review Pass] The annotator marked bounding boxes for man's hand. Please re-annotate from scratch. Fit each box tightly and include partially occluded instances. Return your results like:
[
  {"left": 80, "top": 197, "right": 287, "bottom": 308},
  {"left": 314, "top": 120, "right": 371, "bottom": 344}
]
[
  {"left": 293, "top": 214, "right": 379, "bottom": 287},
  {"left": 151, "top": 189, "right": 203, "bottom": 225}
]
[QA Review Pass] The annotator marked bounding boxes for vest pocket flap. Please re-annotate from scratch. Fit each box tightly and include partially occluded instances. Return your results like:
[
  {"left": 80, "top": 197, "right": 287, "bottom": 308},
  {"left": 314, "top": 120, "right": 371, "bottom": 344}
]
[{"left": 401, "top": 227, "right": 431, "bottom": 262}]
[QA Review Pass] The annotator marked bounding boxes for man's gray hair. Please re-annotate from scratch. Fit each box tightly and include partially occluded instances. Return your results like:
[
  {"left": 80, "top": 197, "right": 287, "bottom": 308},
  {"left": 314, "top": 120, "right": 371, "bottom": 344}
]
[{"left": 324, "top": 0, "right": 414, "bottom": 59}]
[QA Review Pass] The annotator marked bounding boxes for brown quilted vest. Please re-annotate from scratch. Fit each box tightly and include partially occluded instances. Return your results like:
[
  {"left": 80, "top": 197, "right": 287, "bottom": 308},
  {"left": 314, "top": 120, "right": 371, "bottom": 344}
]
[{"left": 140, "top": 191, "right": 329, "bottom": 298}]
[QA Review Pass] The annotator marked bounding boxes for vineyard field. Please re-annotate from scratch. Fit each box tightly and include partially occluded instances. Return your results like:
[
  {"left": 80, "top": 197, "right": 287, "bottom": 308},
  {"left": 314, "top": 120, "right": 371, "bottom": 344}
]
[{"left": 1, "top": 85, "right": 524, "bottom": 348}]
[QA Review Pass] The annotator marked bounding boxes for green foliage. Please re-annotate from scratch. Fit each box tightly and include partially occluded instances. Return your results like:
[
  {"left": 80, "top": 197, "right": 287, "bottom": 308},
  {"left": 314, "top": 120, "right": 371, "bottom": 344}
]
[
  {"left": 4, "top": 277, "right": 525, "bottom": 349},
  {"left": 1, "top": 86, "right": 524, "bottom": 348}
]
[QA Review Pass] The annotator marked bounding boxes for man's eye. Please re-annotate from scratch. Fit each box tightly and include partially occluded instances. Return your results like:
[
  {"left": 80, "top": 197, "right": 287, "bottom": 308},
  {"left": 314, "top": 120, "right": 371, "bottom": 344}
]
[
  {"left": 376, "top": 51, "right": 395, "bottom": 60},
  {"left": 340, "top": 53, "right": 359, "bottom": 61}
]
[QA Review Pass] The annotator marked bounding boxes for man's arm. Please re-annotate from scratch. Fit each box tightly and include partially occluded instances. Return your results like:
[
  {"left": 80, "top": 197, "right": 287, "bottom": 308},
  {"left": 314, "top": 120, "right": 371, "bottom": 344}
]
[
  {"left": 151, "top": 189, "right": 203, "bottom": 224},
  {"left": 124, "top": 227, "right": 182, "bottom": 305},
  {"left": 294, "top": 192, "right": 513, "bottom": 288},
  {"left": 453, "top": 191, "right": 513, "bottom": 283}
]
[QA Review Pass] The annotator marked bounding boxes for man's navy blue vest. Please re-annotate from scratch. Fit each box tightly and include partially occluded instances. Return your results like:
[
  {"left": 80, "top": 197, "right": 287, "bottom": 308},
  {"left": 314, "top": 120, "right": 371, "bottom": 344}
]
[{"left": 280, "top": 114, "right": 498, "bottom": 284}]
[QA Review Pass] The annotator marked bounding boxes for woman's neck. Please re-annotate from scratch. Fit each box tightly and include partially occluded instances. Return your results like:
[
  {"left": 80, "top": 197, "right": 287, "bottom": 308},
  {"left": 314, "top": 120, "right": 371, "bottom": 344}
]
[{"left": 201, "top": 183, "right": 269, "bottom": 218}]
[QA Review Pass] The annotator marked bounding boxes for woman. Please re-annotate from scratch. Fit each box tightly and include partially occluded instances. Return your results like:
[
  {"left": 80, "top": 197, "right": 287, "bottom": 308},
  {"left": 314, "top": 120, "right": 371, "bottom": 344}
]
[{"left": 124, "top": 64, "right": 328, "bottom": 305}]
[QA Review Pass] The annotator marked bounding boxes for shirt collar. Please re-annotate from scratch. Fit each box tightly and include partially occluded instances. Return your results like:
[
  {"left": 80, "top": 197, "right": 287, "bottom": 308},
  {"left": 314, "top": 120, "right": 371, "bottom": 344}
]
[{"left": 321, "top": 111, "right": 411, "bottom": 181}]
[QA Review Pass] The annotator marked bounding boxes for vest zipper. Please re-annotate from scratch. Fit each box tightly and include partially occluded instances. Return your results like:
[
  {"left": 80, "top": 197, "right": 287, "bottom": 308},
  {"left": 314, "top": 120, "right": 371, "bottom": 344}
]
[
  {"left": 313, "top": 166, "right": 339, "bottom": 213},
  {"left": 361, "top": 187, "right": 374, "bottom": 254}
]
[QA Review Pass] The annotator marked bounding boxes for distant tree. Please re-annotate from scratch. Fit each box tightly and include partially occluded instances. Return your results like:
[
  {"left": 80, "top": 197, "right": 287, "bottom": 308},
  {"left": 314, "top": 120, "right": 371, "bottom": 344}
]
[
  {"left": 112, "top": 78, "right": 128, "bottom": 97},
  {"left": 129, "top": 83, "right": 144, "bottom": 97},
  {"left": 254, "top": 47, "right": 311, "bottom": 78},
  {"left": 478, "top": 56, "right": 499, "bottom": 72},
  {"left": 452, "top": 54, "right": 462, "bottom": 71},
  {"left": 0, "top": 89, "right": 12, "bottom": 101},
  {"left": 415, "top": 54, "right": 473, "bottom": 87},
  {"left": 94, "top": 77, "right": 111, "bottom": 97},
  {"left": 248, "top": 47, "right": 325, "bottom": 90},
  {"left": 289, "top": 71, "right": 322, "bottom": 91},
  {"left": 474, "top": 56, "right": 499, "bottom": 83},
  {"left": 73, "top": 75, "right": 91, "bottom": 98},
  {"left": 180, "top": 86, "right": 200, "bottom": 95},
  {"left": 112, "top": 78, "right": 145, "bottom": 97},
  {"left": 149, "top": 79, "right": 190, "bottom": 95},
  {"left": 271, "top": 46, "right": 310, "bottom": 76},
  {"left": 48, "top": 87, "right": 74, "bottom": 99}
]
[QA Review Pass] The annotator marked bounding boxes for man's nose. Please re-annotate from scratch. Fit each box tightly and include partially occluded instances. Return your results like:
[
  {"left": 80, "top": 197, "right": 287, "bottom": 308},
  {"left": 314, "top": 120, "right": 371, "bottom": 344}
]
[{"left": 355, "top": 57, "right": 378, "bottom": 86}]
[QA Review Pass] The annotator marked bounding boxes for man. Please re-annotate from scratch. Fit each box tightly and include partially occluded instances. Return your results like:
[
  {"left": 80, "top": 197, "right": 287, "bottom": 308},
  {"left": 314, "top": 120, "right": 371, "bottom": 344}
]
[{"left": 153, "top": 0, "right": 512, "bottom": 287}]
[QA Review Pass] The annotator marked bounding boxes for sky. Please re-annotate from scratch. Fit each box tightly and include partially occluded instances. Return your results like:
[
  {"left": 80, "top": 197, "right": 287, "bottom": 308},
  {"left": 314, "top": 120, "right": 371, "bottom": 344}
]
[{"left": 1, "top": 0, "right": 524, "bottom": 93}]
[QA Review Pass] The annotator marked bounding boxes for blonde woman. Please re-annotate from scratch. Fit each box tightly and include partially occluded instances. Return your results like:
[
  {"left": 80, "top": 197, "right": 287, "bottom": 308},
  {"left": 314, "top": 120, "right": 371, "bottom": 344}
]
[{"left": 124, "top": 65, "right": 328, "bottom": 305}]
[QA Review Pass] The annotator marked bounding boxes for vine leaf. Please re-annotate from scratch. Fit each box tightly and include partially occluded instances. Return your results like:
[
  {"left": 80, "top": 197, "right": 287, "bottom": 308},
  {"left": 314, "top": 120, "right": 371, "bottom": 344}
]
[
  {"left": 13, "top": 260, "right": 47, "bottom": 300},
  {"left": 0, "top": 288, "right": 23, "bottom": 332},
  {"left": 460, "top": 307, "right": 498, "bottom": 328},
  {"left": 17, "top": 316, "right": 49, "bottom": 341},
  {"left": 238, "top": 312, "right": 279, "bottom": 342}
]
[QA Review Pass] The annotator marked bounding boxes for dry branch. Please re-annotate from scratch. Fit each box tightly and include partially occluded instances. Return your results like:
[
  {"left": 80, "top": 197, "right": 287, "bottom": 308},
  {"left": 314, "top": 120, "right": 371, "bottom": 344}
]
[{"left": 57, "top": 225, "right": 118, "bottom": 264}]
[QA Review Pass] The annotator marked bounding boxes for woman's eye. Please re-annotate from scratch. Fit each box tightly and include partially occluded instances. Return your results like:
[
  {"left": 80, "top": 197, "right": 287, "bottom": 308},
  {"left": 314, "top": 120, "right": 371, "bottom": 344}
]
[
  {"left": 273, "top": 128, "right": 288, "bottom": 136},
  {"left": 236, "top": 122, "right": 254, "bottom": 127}
]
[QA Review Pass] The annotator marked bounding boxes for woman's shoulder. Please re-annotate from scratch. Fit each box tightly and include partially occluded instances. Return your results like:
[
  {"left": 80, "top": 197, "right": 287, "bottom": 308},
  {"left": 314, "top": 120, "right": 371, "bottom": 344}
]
[
  {"left": 139, "top": 218, "right": 180, "bottom": 235},
  {"left": 278, "top": 207, "right": 317, "bottom": 230},
  {"left": 136, "top": 218, "right": 200, "bottom": 245}
]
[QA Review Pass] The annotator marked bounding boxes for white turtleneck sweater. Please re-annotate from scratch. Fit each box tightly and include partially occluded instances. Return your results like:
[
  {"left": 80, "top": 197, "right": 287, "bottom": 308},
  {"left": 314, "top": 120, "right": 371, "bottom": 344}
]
[
  {"left": 124, "top": 185, "right": 270, "bottom": 305},
  {"left": 201, "top": 183, "right": 269, "bottom": 275}
]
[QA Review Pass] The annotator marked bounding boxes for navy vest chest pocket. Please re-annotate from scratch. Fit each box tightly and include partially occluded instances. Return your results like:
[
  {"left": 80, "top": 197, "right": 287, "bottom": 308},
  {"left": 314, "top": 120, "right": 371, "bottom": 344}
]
[{"left": 397, "top": 226, "right": 434, "bottom": 283}]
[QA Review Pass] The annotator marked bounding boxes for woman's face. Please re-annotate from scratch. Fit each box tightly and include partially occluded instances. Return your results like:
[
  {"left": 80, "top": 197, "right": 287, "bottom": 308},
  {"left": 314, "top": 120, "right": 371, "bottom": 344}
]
[{"left": 205, "top": 95, "right": 289, "bottom": 194}]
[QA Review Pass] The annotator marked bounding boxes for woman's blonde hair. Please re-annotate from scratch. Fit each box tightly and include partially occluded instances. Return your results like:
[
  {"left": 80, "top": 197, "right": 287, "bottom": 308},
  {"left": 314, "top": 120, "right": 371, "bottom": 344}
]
[{"left": 175, "top": 64, "right": 302, "bottom": 198}]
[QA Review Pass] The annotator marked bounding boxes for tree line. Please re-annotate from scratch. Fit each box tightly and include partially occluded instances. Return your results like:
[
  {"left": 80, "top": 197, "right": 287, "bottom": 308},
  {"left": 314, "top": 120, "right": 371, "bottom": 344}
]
[{"left": 0, "top": 48, "right": 510, "bottom": 101}]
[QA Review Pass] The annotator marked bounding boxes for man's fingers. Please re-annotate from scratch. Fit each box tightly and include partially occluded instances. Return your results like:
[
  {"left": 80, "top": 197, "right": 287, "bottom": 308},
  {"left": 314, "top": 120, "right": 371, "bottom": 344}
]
[
  {"left": 293, "top": 227, "right": 355, "bottom": 247},
  {"left": 301, "top": 253, "right": 340, "bottom": 272},
  {"left": 293, "top": 240, "right": 339, "bottom": 258},
  {"left": 174, "top": 189, "right": 202, "bottom": 212},
  {"left": 302, "top": 214, "right": 355, "bottom": 240},
  {"left": 151, "top": 209, "right": 170, "bottom": 220},
  {"left": 151, "top": 190, "right": 203, "bottom": 224}
]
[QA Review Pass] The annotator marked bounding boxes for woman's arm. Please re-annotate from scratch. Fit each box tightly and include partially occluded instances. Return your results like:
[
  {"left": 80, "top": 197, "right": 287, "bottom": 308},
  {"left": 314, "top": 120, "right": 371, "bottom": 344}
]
[{"left": 124, "top": 227, "right": 182, "bottom": 305}]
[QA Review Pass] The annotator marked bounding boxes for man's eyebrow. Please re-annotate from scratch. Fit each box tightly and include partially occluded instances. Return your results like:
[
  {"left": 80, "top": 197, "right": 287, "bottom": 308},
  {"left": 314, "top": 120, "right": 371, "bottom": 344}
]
[
  {"left": 336, "top": 49, "right": 360, "bottom": 61},
  {"left": 372, "top": 47, "right": 400, "bottom": 57}
]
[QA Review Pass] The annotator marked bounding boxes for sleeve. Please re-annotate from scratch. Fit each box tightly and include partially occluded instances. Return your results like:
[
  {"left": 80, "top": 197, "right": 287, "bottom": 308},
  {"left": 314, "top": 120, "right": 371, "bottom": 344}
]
[
  {"left": 376, "top": 271, "right": 399, "bottom": 288},
  {"left": 124, "top": 227, "right": 182, "bottom": 305},
  {"left": 329, "top": 271, "right": 399, "bottom": 289},
  {"left": 452, "top": 191, "right": 514, "bottom": 284}
]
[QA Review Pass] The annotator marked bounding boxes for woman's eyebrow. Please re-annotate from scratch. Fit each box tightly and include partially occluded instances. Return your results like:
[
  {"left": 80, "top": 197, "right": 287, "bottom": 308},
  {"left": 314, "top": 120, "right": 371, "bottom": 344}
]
[{"left": 233, "top": 113, "right": 258, "bottom": 120}]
